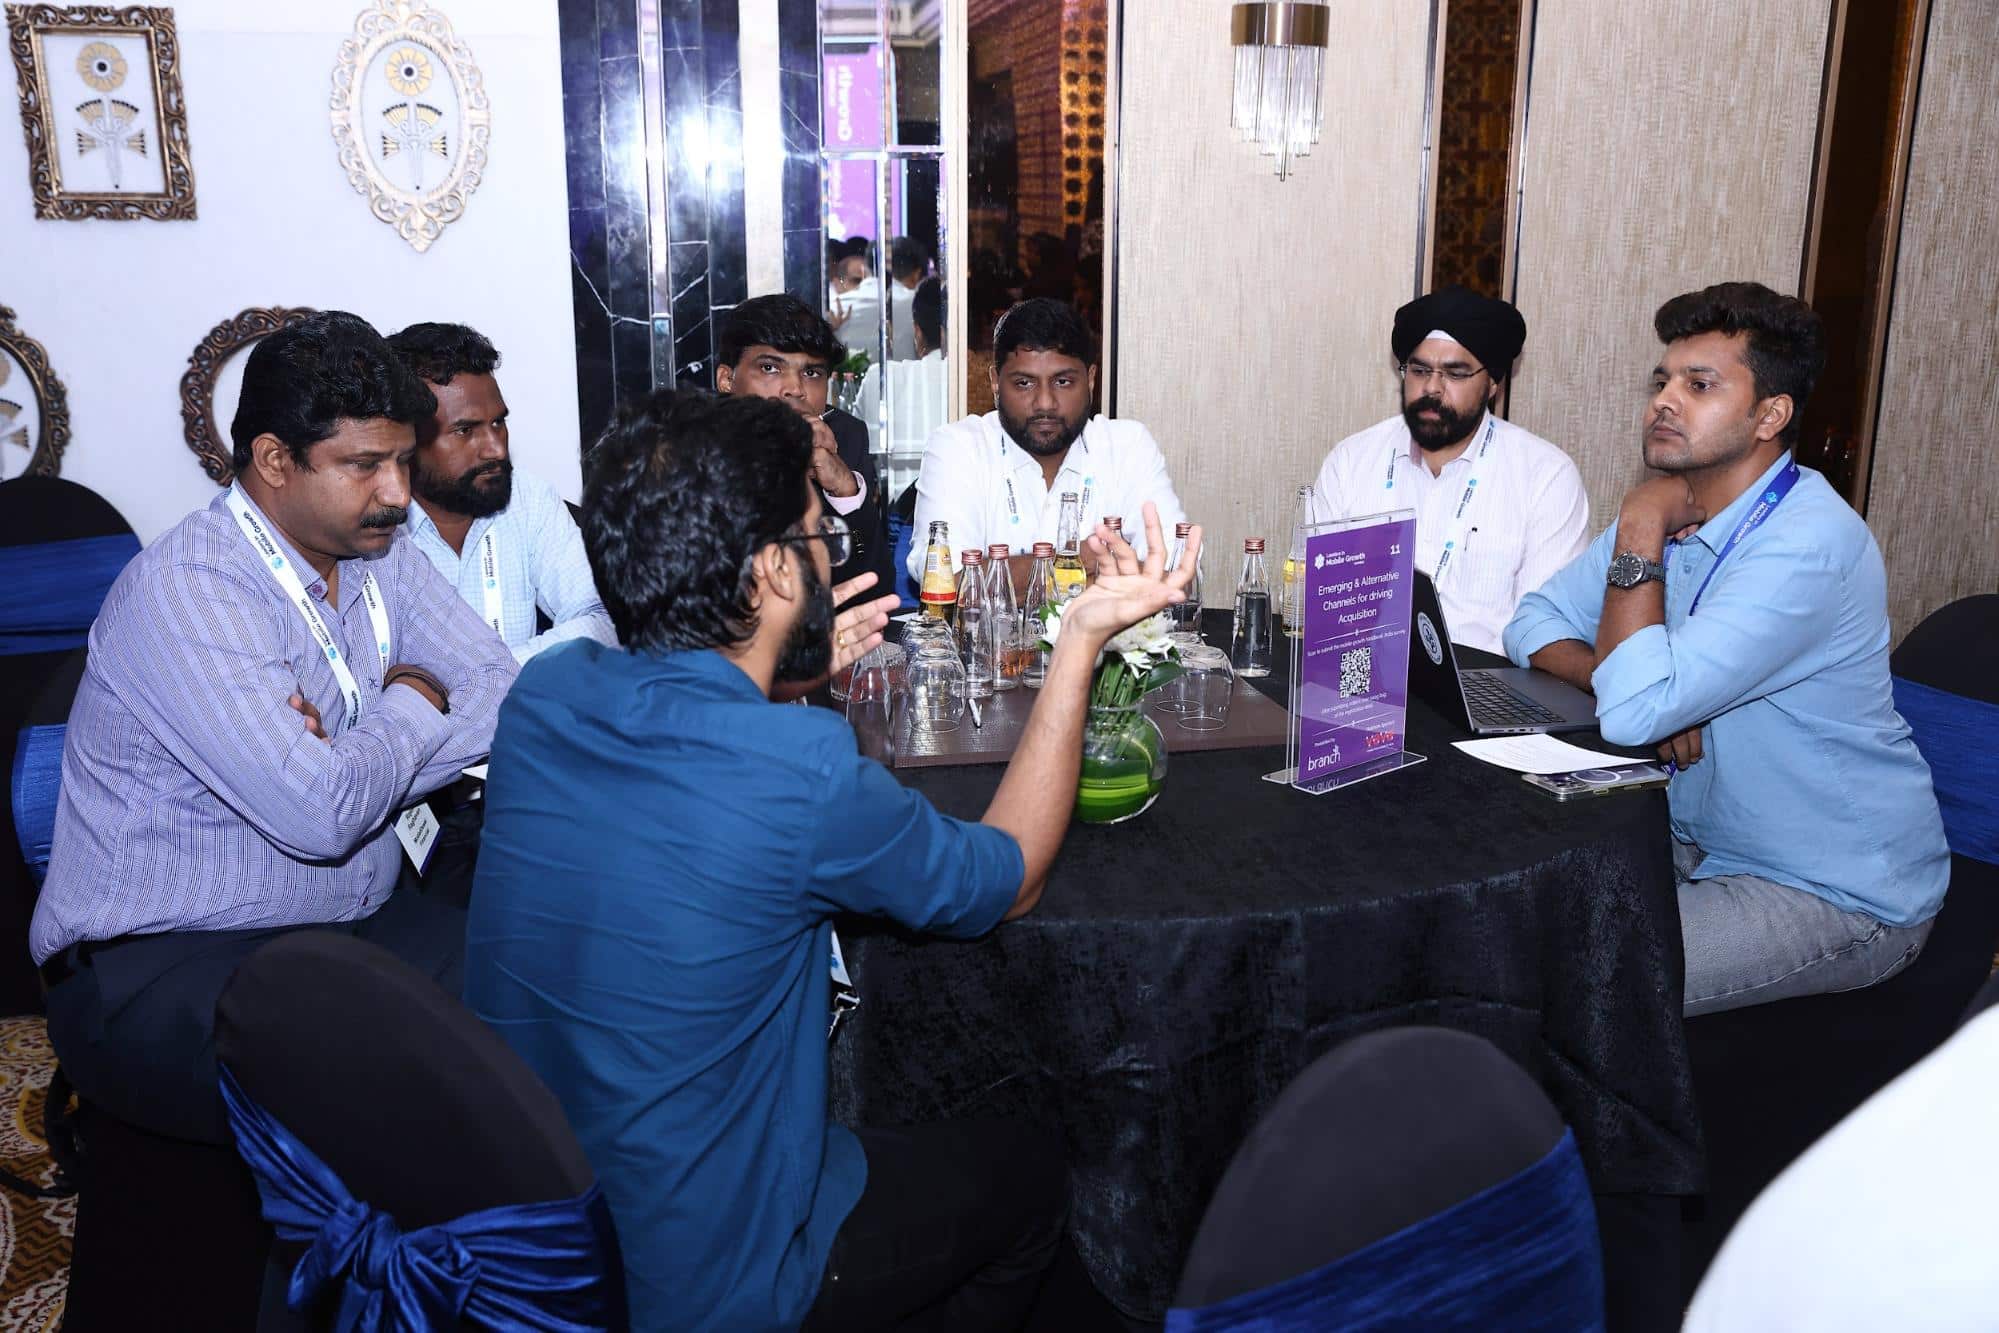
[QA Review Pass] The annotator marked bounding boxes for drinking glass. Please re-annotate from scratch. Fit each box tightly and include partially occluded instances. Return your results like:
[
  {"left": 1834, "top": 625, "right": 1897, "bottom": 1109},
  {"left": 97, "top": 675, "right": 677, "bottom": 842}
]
[
  {"left": 846, "top": 647, "right": 900, "bottom": 764},
  {"left": 907, "top": 644, "right": 967, "bottom": 732},
  {"left": 1175, "top": 645, "right": 1234, "bottom": 731}
]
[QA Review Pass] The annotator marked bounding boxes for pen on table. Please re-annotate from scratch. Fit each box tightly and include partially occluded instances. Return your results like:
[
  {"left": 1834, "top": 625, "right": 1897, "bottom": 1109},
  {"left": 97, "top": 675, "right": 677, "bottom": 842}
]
[{"left": 967, "top": 696, "right": 983, "bottom": 729}]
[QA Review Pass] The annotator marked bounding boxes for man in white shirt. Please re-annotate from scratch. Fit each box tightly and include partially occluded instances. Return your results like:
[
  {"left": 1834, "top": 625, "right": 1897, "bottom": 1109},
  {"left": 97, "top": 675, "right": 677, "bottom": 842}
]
[
  {"left": 885, "top": 236, "right": 930, "bottom": 361},
  {"left": 387, "top": 323, "right": 617, "bottom": 664},
  {"left": 908, "top": 297, "right": 1185, "bottom": 589},
  {"left": 1312, "top": 286, "right": 1588, "bottom": 654}
]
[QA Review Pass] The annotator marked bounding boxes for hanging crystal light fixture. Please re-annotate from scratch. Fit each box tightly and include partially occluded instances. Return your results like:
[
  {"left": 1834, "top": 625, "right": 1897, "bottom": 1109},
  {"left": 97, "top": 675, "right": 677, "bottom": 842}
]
[{"left": 1230, "top": 2, "right": 1330, "bottom": 180}]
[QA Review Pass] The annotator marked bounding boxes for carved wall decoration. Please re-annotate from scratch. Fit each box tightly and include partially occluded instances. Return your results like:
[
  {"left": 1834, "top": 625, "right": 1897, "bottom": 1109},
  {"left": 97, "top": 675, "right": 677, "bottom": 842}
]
[
  {"left": 329, "top": 0, "right": 491, "bottom": 253},
  {"left": 0, "top": 305, "right": 71, "bottom": 479},
  {"left": 6, "top": 5, "right": 197, "bottom": 220},
  {"left": 179, "top": 306, "right": 317, "bottom": 485}
]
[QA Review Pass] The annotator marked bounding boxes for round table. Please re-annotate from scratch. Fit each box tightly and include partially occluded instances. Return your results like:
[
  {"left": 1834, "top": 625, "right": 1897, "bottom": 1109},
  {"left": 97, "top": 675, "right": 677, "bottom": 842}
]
[{"left": 827, "top": 615, "right": 1700, "bottom": 1319}]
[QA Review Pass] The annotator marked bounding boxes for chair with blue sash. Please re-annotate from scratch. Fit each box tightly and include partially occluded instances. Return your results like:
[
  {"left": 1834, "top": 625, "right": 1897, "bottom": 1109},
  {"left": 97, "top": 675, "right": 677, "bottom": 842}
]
[
  {"left": 216, "top": 930, "right": 627, "bottom": 1331},
  {"left": 1, "top": 476, "right": 139, "bottom": 1014},
  {"left": 1681, "top": 594, "right": 1999, "bottom": 1300},
  {"left": 1167, "top": 1027, "right": 1604, "bottom": 1332}
]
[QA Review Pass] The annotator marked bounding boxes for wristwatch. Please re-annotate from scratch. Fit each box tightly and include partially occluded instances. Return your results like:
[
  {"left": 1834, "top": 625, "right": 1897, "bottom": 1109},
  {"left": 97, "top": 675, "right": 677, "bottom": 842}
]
[{"left": 1606, "top": 551, "right": 1668, "bottom": 590}]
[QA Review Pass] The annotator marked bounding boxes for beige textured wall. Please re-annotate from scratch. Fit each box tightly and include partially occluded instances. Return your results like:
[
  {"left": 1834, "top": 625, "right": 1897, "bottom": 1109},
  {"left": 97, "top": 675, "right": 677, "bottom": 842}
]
[
  {"left": 1114, "top": 1, "right": 1434, "bottom": 575},
  {"left": 1508, "top": 0, "right": 1829, "bottom": 532},
  {"left": 1868, "top": 0, "right": 1999, "bottom": 641}
]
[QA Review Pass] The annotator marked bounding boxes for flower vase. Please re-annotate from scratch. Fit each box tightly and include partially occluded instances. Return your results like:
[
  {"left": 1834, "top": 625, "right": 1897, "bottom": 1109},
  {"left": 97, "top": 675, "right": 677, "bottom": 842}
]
[{"left": 1075, "top": 702, "right": 1168, "bottom": 824}]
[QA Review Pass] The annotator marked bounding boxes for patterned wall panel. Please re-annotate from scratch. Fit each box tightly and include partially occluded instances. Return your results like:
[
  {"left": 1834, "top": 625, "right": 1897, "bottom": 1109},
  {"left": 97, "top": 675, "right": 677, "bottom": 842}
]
[
  {"left": 1431, "top": 0, "right": 1523, "bottom": 295},
  {"left": 1508, "top": 0, "right": 1829, "bottom": 533},
  {"left": 1116, "top": 0, "right": 1434, "bottom": 579},
  {"left": 1867, "top": 0, "right": 1999, "bottom": 641}
]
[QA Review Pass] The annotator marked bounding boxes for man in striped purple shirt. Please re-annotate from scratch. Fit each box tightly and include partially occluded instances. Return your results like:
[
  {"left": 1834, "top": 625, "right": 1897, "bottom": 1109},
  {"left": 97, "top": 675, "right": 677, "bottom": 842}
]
[{"left": 31, "top": 312, "right": 517, "bottom": 1144}]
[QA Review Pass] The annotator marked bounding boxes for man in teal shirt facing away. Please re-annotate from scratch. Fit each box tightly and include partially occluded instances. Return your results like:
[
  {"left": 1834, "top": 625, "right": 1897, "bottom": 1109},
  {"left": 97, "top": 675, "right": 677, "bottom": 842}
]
[
  {"left": 1504, "top": 282, "right": 1947, "bottom": 1016},
  {"left": 464, "top": 389, "right": 1198, "bottom": 1329}
]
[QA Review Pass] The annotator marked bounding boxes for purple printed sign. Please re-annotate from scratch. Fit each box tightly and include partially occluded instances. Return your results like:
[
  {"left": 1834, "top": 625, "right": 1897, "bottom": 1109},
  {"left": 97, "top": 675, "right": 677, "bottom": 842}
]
[
  {"left": 1294, "top": 515, "right": 1417, "bottom": 788},
  {"left": 823, "top": 47, "right": 881, "bottom": 240}
]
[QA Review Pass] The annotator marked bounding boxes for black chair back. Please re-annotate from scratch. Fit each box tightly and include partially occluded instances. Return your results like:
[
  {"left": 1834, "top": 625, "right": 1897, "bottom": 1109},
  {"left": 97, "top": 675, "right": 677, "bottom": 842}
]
[
  {"left": 215, "top": 931, "right": 596, "bottom": 1229},
  {"left": 1891, "top": 592, "right": 1999, "bottom": 703}
]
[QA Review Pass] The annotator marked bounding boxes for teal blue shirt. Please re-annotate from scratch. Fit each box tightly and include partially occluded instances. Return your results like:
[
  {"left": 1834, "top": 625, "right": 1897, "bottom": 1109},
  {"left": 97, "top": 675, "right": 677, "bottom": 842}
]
[
  {"left": 1504, "top": 454, "right": 1947, "bottom": 926},
  {"left": 465, "top": 644, "right": 1023, "bottom": 1331}
]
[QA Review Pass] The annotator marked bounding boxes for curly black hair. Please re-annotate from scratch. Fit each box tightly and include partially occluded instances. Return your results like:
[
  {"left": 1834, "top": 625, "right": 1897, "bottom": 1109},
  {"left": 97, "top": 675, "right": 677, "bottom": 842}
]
[
  {"left": 230, "top": 311, "right": 436, "bottom": 473},
  {"left": 581, "top": 388, "right": 814, "bottom": 654},
  {"left": 992, "top": 297, "right": 1095, "bottom": 370},
  {"left": 716, "top": 295, "right": 844, "bottom": 373},
  {"left": 1654, "top": 282, "right": 1826, "bottom": 446},
  {"left": 384, "top": 321, "right": 502, "bottom": 385}
]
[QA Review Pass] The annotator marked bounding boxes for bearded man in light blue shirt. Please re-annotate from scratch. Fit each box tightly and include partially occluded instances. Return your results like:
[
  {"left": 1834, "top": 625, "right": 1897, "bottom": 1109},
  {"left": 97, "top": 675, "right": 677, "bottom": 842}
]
[
  {"left": 388, "top": 322, "right": 616, "bottom": 663},
  {"left": 1504, "top": 282, "right": 1947, "bottom": 1016}
]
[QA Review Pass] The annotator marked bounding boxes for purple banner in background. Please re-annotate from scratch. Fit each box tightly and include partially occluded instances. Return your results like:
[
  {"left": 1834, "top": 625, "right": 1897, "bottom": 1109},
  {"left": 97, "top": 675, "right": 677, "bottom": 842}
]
[
  {"left": 823, "top": 47, "right": 881, "bottom": 240},
  {"left": 1295, "top": 516, "right": 1417, "bottom": 786}
]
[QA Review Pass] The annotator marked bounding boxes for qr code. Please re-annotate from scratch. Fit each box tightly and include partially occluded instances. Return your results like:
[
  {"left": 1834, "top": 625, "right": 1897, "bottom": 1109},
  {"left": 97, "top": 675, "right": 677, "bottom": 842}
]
[{"left": 1339, "top": 646, "right": 1372, "bottom": 698}]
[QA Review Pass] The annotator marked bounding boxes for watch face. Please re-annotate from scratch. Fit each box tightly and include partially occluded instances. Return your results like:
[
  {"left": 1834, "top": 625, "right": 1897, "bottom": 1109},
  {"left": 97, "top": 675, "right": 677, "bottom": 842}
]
[{"left": 1609, "top": 553, "right": 1643, "bottom": 588}]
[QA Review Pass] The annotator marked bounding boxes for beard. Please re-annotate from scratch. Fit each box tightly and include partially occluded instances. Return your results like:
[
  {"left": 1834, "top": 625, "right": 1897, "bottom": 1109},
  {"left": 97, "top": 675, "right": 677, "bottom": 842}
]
[
  {"left": 774, "top": 554, "right": 837, "bottom": 683},
  {"left": 998, "top": 403, "right": 1087, "bottom": 458},
  {"left": 414, "top": 456, "right": 514, "bottom": 518},
  {"left": 1402, "top": 395, "right": 1484, "bottom": 452}
]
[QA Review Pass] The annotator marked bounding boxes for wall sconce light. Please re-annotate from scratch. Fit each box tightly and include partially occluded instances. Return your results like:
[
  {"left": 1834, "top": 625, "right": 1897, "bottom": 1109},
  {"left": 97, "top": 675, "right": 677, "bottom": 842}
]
[{"left": 1230, "top": 2, "right": 1330, "bottom": 180}]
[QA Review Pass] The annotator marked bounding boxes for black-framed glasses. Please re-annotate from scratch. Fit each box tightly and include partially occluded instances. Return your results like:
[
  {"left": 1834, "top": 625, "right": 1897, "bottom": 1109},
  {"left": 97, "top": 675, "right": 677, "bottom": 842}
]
[
  {"left": 778, "top": 512, "right": 852, "bottom": 566},
  {"left": 1399, "top": 358, "right": 1488, "bottom": 385}
]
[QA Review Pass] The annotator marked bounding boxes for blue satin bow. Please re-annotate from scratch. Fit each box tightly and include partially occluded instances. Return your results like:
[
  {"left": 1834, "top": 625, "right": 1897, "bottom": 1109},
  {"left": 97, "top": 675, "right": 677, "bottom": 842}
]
[{"left": 219, "top": 1064, "right": 619, "bottom": 1332}]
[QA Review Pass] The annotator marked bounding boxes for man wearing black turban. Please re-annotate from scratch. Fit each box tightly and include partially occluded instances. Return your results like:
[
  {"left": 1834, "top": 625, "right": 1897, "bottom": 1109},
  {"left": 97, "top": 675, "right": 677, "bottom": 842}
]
[{"left": 1310, "top": 286, "right": 1589, "bottom": 655}]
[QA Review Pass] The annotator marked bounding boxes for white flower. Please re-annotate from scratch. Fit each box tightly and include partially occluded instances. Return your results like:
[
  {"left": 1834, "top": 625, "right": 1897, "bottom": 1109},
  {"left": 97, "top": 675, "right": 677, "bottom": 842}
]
[{"left": 1107, "top": 613, "right": 1175, "bottom": 671}]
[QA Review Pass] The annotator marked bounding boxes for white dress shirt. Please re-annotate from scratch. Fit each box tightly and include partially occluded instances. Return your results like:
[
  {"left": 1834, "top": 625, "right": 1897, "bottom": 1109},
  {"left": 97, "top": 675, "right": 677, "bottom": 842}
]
[
  {"left": 1312, "top": 412, "right": 1588, "bottom": 654},
  {"left": 886, "top": 280, "right": 919, "bottom": 361},
  {"left": 1683, "top": 1003, "right": 1999, "bottom": 1331},
  {"left": 907, "top": 412, "right": 1186, "bottom": 580},
  {"left": 406, "top": 467, "right": 618, "bottom": 663}
]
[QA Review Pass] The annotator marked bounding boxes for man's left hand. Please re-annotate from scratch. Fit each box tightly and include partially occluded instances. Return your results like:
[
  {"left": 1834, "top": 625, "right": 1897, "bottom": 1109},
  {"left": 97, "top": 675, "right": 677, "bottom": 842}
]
[{"left": 809, "top": 416, "right": 859, "bottom": 499}]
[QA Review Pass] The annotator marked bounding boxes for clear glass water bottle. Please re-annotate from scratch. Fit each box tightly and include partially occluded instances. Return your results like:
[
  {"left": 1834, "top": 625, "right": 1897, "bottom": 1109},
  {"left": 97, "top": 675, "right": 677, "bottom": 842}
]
[
  {"left": 1022, "top": 542, "right": 1057, "bottom": 688},
  {"left": 1167, "top": 520, "right": 1203, "bottom": 643},
  {"left": 1230, "top": 537, "right": 1273, "bottom": 678},
  {"left": 956, "top": 548, "right": 994, "bottom": 698},
  {"left": 984, "top": 544, "right": 1022, "bottom": 692}
]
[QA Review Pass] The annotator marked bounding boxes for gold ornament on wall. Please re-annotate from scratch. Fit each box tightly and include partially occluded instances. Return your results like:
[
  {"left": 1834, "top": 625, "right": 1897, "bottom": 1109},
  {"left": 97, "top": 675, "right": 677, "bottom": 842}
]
[
  {"left": 330, "top": 1, "right": 490, "bottom": 254},
  {"left": 0, "top": 306, "right": 72, "bottom": 480},
  {"left": 6, "top": 5, "right": 197, "bottom": 221},
  {"left": 179, "top": 306, "right": 319, "bottom": 486}
]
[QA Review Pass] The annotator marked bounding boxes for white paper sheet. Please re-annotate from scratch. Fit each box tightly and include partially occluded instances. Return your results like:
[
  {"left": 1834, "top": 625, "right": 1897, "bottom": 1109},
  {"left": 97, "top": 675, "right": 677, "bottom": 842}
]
[{"left": 1451, "top": 734, "right": 1640, "bottom": 774}]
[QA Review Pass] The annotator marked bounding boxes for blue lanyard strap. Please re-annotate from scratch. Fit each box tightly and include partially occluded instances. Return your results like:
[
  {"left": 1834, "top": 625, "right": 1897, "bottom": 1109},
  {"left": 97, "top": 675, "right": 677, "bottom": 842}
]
[{"left": 1683, "top": 456, "right": 1800, "bottom": 617}]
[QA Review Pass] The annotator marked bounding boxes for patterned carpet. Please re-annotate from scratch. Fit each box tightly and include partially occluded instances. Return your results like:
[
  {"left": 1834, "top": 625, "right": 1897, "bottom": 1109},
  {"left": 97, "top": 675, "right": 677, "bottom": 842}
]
[{"left": 0, "top": 1018, "right": 69, "bottom": 1332}]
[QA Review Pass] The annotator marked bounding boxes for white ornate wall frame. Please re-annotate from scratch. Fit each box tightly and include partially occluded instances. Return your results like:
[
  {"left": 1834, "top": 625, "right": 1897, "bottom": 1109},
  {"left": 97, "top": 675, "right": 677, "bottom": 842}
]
[
  {"left": 5, "top": 5, "right": 197, "bottom": 221},
  {"left": 179, "top": 306, "right": 317, "bottom": 485},
  {"left": 329, "top": 0, "right": 490, "bottom": 254},
  {"left": 0, "top": 305, "right": 71, "bottom": 479}
]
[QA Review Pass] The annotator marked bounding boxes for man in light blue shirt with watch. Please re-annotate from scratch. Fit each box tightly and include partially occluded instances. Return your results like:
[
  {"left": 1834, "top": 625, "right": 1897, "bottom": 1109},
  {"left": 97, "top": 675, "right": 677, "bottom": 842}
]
[
  {"left": 388, "top": 322, "right": 616, "bottom": 663},
  {"left": 1504, "top": 282, "right": 1947, "bottom": 1016}
]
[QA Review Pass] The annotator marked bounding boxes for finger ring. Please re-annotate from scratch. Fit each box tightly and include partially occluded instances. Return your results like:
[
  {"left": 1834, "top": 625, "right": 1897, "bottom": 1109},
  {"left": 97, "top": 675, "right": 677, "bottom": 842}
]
[{"left": 836, "top": 632, "right": 846, "bottom": 647}]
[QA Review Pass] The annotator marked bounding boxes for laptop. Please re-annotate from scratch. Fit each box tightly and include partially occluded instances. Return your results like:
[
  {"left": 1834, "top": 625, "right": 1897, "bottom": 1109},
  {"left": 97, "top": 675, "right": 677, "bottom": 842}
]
[{"left": 1408, "top": 571, "right": 1599, "bottom": 734}]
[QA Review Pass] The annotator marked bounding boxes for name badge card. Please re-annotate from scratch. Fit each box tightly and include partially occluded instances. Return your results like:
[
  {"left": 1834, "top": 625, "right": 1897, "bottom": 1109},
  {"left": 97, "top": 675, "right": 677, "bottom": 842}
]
[
  {"left": 1265, "top": 510, "right": 1428, "bottom": 794},
  {"left": 394, "top": 801, "right": 441, "bottom": 874}
]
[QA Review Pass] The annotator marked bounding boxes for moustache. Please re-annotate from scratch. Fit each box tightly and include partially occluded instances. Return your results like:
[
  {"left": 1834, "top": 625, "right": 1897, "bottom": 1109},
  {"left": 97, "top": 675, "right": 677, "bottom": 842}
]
[
  {"left": 360, "top": 506, "right": 408, "bottom": 530},
  {"left": 469, "top": 459, "right": 511, "bottom": 481},
  {"left": 1412, "top": 396, "right": 1444, "bottom": 414}
]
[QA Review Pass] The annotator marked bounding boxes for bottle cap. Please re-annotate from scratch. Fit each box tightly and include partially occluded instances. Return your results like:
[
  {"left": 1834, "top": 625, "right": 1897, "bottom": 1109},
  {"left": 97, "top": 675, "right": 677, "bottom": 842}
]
[
  {"left": 1032, "top": 542, "right": 1055, "bottom": 557},
  {"left": 960, "top": 548, "right": 985, "bottom": 565},
  {"left": 987, "top": 544, "right": 1010, "bottom": 559},
  {"left": 1244, "top": 537, "right": 1266, "bottom": 553},
  {"left": 1174, "top": 521, "right": 1193, "bottom": 537}
]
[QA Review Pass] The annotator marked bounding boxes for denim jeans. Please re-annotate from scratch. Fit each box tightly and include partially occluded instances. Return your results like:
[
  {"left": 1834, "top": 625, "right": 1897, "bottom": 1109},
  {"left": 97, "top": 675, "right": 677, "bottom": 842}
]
[{"left": 1675, "top": 839, "right": 1933, "bottom": 1017}]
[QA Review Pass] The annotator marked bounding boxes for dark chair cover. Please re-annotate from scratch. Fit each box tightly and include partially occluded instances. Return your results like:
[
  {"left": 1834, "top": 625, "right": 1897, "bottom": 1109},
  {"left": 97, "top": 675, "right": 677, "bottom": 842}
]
[
  {"left": 1169, "top": 1027, "right": 1603, "bottom": 1331},
  {"left": 215, "top": 931, "right": 625, "bottom": 1331},
  {"left": 1891, "top": 594, "right": 1999, "bottom": 864}
]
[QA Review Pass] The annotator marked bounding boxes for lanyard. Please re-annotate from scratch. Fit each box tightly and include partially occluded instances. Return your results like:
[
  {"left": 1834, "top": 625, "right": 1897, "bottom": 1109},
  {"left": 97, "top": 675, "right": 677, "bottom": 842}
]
[
  {"left": 475, "top": 527, "right": 505, "bottom": 642},
  {"left": 226, "top": 485, "right": 392, "bottom": 728},
  {"left": 1389, "top": 415, "right": 1497, "bottom": 584},
  {"left": 1683, "top": 455, "right": 1801, "bottom": 617}
]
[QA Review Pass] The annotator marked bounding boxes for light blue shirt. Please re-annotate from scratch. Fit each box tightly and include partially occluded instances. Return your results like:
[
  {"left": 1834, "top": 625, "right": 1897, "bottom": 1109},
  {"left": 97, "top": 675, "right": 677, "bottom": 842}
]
[
  {"left": 1504, "top": 453, "right": 1948, "bottom": 927},
  {"left": 405, "top": 468, "right": 616, "bottom": 663}
]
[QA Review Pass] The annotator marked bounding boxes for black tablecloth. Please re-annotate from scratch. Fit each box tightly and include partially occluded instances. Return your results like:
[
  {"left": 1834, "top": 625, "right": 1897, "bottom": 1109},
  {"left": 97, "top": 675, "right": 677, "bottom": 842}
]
[{"left": 827, "top": 612, "right": 1700, "bottom": 1319}]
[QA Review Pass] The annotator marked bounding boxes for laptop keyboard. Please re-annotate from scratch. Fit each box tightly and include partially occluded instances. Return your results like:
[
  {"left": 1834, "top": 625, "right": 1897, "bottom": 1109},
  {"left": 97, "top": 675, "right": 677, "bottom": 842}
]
[{"left": 1461, "top": 671, "right": 1565, "bottom": 728}]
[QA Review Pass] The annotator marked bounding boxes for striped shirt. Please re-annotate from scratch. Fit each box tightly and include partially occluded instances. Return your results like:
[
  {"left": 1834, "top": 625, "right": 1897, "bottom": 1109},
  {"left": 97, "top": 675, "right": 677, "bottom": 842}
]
[
  {"left": 29, "top": 487, "right": 518, "bottom": 962},
  {"left": 404, "top": 468, "right": 618, "bottom": 663}
]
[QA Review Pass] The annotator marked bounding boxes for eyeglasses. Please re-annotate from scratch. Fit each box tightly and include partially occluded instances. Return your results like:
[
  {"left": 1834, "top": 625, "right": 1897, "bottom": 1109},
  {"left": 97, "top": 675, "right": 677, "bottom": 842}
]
[
  {"left": 1399, "top": 358, "right": 1488, "bottom": 385},
  {"left": 778, "top": 512, "right": 852, "bottom": 566}
]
